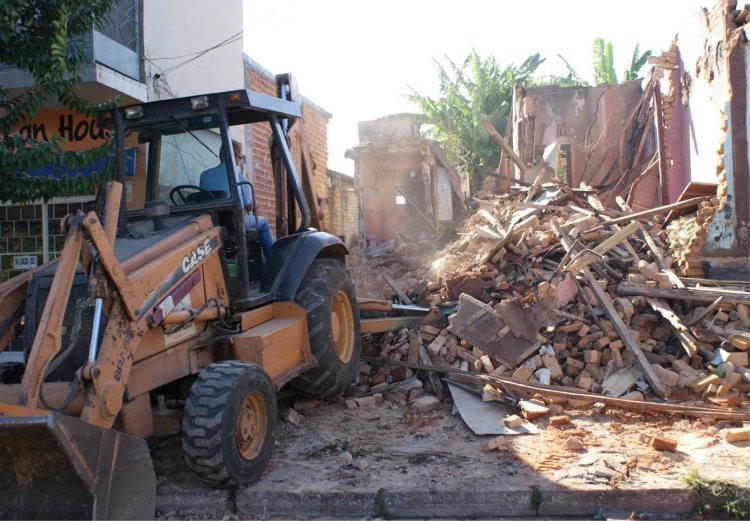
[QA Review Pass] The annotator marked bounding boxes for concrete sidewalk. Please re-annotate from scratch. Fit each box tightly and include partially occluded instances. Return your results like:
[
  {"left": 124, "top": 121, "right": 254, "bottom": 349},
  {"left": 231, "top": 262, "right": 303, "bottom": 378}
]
[{"left": 153, "top": 399, "right": 747, "bottom": 519}]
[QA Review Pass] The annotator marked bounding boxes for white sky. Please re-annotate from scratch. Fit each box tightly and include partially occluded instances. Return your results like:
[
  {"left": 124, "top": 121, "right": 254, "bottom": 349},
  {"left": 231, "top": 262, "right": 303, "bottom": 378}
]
[{"left": 244, "top": 0, "right": 709, "bottom": 175}]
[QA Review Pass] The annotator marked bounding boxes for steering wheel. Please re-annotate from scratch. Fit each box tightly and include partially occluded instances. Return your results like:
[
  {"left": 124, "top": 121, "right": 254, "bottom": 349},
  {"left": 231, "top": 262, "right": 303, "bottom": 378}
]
[{"left": 169, "top": 185, "right": 216, "bottom": 205}]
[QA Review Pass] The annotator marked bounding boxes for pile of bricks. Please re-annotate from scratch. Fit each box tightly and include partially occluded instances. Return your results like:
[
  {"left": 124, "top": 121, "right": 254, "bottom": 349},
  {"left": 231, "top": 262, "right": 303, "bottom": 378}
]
[{"left": 357, "top": 182, "right": 750, "bottom": 416}]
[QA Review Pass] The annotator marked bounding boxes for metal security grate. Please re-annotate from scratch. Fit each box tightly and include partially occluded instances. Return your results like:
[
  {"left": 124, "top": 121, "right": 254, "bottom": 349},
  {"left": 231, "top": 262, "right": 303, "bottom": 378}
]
[
  {"left": 97, "top": 0, "right": 140, "bottom": 53},
  {"left": 25, "top": 274, "right": 98, "bottom": 382}
]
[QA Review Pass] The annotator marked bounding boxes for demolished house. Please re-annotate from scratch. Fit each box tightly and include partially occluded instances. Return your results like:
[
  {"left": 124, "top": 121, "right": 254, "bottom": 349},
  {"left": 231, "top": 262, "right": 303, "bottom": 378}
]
[
  {"left": 512, "top": 0, "right": 749, "bottom": 280},
  {"left": 511, "top": 81, "right": 646, "bottom": 207},
  {"left": 348, "top": 0, "right": 750, "bottom": 452},
  {"left": 346, "top": 119, "right": 468, "bottom": 249}
]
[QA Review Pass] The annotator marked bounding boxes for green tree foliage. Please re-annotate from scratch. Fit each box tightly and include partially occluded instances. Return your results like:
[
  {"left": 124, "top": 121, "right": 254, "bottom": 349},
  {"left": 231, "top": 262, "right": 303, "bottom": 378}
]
[
  {"left": 406, "top": 50, "right": 544, "bottom": 189},
  {"left": 0, "top": 0, "right": 117, "bottom": 202},
  {"left": 593, "top": 38, "right": 652, "bottom": 85},
  {"left": 540, "top": 54, "right": 590, "bottom": 88},
  {"left": 402, "top": 42, "right": 651, "bottom": 192},
  {"left": 624, "top": 44, "right": 652, "bottom": 81},
  {"left": 593, "top": 38, "right": 618, "bottom": 85}
]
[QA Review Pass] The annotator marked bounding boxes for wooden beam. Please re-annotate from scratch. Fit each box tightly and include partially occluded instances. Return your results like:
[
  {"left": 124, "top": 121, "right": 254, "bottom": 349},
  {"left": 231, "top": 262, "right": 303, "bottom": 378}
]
[
  {"left": 360, "top": 316, "right": 441, "bottom": 334},
  {"left": 586, "top": 196, "right": 712, "bottom": 231},
  {"left": 685, "top": 297, "right": 724, "bottom": 327},
  {"left": 653, "top": 88, "right": 669, "bottom": 206},
  {"left": 480, "top": 119, "right": 526, "bottom": 176},
  {"left": 524, "top": 164, "right": 552, "bottom": 203},
  {"left": 551, "top": 221, "right": 667, "bottom": 397},
  {"left": 617, "top": 282, "right": 750, "bottom": 305},
  {"left": 512, "top": 202, "right": 570, "bottom": 212},
  {"left": 382, "top": 271, "right": 413, "bottom": 305},
  {"left": 361, "top": 357, "right": 750, "bottom": 421}
]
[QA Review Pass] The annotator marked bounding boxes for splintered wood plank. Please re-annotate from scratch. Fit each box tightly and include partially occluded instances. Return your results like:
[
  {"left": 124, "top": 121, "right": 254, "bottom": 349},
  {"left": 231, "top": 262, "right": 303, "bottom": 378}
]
[
  {"left": 587, "top": 192, "right": 641, "bottom": 262},
  {"left": 685, "top": 297, "right": 724, "bottom": 327},
  {"left": 586, "top": 196, "right": 712, "bottom": 231},
  {"left": 563, "top": 221, "right": 639, "bottom": 275},
  {"left": 616, "top": 196, "right": 685, "bottom": 288},
  {"left": 484, "top": 187, "right": 563, "bottom": 263},
  {"left": 551, "top": 221, "right": 667, "bottom": 397},
  {"left": 448, "top": 294, "right": 541, "bottom": 367},
  {"left": 382, "top": 271, "right": 413, "bottom": 305},
  {"left": 646, "top": 298, "right": 698, "bottom": 358},
  {"left": 602, "top": 367, "right": 642, "bottom": 397},
  {"left": 418, "top": 345, "right": 443, "bottom": 394},
  {"left": 480, "top": 119, "right": 526, "bottom": 176}
]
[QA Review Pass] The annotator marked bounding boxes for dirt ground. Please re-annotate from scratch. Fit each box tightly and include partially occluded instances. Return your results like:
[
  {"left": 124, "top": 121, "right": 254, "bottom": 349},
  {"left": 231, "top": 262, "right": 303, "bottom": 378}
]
[{"left": 152, "top": 394, "right": 750, "bottom": 519}]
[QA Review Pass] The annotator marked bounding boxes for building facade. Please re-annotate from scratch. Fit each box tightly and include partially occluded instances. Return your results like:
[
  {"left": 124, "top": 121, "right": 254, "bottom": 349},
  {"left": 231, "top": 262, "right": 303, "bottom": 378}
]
[
  {"left": 327, "top": 169, "right": 359, "bottom": 248},
  {"left": 0, "top": 0, "right": 338, "bottom": 281}
]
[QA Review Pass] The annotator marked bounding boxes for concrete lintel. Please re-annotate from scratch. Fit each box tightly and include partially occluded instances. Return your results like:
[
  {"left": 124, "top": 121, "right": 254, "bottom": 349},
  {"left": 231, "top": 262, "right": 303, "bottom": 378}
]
[
  {"left": 0, "top": 64, "right": 146, "bottom": 106},
  {"left": 87, "top": 63, "right": 148, "bottom": 103}
]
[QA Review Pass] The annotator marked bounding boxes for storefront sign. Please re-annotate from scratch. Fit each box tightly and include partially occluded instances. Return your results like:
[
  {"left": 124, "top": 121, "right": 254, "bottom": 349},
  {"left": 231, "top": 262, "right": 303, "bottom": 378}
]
[{"left": 15, "top": 110, "right": 137, "bottom": 178}]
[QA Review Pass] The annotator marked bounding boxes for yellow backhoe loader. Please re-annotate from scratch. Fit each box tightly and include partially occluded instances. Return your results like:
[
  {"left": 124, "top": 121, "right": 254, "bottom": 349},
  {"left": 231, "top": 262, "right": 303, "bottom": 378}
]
[{"left": 0, "top": 87, "right": 361, "bottom": 519}]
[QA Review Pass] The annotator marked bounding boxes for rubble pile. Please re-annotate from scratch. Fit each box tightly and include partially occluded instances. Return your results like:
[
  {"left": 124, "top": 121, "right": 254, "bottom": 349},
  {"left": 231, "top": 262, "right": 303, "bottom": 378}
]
[
  {"left": 347, "top": 239, "right": 435, "bottom": 300},
  {"left": 355, "top": 182, "right": 750, "bottom": 424}
]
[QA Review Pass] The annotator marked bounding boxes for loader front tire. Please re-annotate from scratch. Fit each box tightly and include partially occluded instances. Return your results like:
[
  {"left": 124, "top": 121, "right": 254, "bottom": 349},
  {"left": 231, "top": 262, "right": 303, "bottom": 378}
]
[
  {"left": 182, "top": 361, "right": 276, "bottom": 488},
  {"left": 292, "top": 258, "right": 361, "bottom": 398}
]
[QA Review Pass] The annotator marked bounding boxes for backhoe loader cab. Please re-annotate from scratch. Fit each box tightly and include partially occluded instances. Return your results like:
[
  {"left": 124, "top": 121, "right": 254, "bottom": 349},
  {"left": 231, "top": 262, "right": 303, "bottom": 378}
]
[{"left": 0, "top": 88, "right": 361, "bottom": 519}]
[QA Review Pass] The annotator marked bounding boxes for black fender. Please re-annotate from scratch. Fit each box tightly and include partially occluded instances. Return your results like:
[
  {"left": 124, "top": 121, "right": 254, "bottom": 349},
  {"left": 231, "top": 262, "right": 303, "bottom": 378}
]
[{"left": 260, "top": 230, "right": 348, "bottom": 301}]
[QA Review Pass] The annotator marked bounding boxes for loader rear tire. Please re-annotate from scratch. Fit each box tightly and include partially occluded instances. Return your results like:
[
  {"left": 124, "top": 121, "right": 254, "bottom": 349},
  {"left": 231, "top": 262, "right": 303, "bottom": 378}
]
[
  {"left": 182, "top": 361, "right": 276, "bottom": 488},
  {"left": 292, "top": 258, "right": 361, "bottom": 398}
]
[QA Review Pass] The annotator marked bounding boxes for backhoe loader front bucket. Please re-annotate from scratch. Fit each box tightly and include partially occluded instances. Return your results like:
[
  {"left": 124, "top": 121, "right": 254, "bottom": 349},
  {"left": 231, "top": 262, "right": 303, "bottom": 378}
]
[{"left": 0, "top": 412, "right": 156, "bottom": 520}]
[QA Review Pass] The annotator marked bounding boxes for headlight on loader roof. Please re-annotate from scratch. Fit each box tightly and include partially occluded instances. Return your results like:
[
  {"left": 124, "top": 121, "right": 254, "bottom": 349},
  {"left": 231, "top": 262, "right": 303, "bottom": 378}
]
[
  {"left": 191, "top": 96, "right": 210, "bottom": 110},
  {"left": 124, "top": 106, "right": 144, "bottom": 119}
]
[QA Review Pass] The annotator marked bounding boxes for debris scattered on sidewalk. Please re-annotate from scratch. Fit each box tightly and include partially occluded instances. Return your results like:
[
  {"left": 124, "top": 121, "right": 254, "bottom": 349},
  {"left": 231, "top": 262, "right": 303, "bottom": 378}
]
[
  {"left": 719, "top": 426, "right": 750, "bottom": 443},
  {"left": 565, "top": 437, "right": 585, "bottom": 451},
  {"left": 650, "top": 435, "right": 679, "bottom": 452},
  {"left": 282, "top": 408, "right": 302, "bottom": 426}
]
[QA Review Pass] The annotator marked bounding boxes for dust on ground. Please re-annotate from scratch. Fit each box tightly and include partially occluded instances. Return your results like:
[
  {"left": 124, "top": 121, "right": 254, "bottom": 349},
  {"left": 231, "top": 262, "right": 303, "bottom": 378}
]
[{"left": 153, "top": 396, "right": 750, "bottom": 519}]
